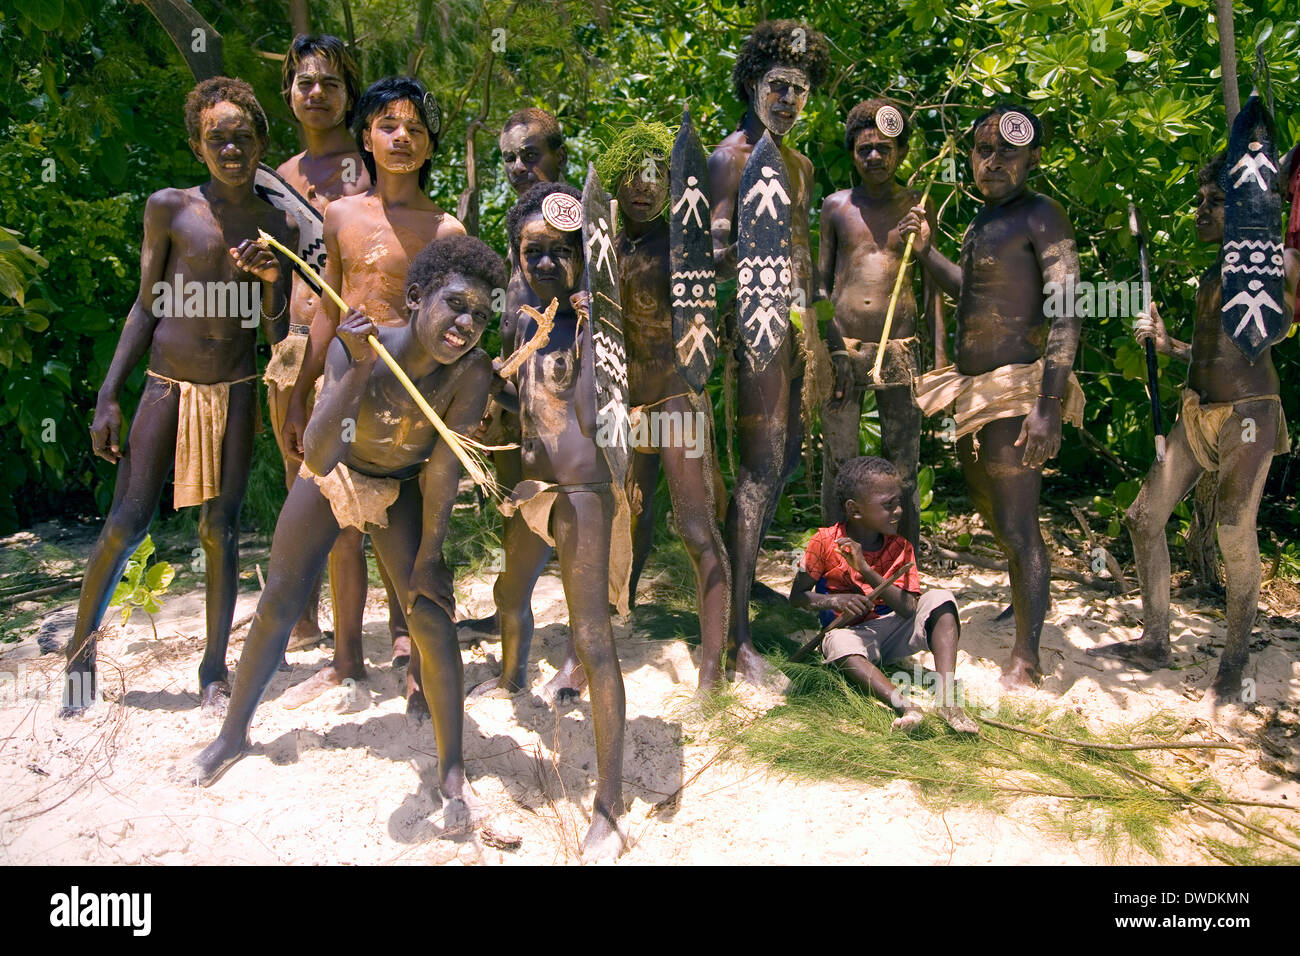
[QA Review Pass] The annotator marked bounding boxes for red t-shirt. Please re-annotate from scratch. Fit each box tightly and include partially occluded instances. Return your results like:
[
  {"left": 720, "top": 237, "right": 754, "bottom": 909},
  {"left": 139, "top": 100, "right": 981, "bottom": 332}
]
[{"left": 800, "top": 523, "right": 921, "bottom": 625}]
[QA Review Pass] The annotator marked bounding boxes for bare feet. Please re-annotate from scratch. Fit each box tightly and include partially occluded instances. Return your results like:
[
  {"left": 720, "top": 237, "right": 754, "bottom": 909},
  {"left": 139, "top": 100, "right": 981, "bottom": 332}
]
[
  {"left": 279, "top": 664, "right": 364, "bottom": 710},
  {"left": 458, "top": 612, "right": 500, "bottom": 636},
  {"left": 200, "top": 680, "right": 231, "bottom": 714},
  {"left": 186, "top": 735, "right": 246, "bottom": 787},
  {"left": 1001, "top": 656, "right": 1042, "bottom": 689},
  {"left": 1087, "top": 633, "right": 1172, "bottom": 671},
  {"left": 541, "top": 658, "right": 587, "bottom": 705},
  {"left": 286, "top": 619, "right": 325, "bottom": 652},
  {"left": 406, "top": 687, "right": 430, "bottom": 720},
  {"left": 391, "top": 634, "right": 411, "bottom": 669},
  {"left": 731, "top": 644, "right": 790, "bottom": 694},
  {"left": 891, "top": 708, "right": 924, "bottom": 732},
  {"left": 580, "top": 809, "right": 626, "bottom": 862},
  {"left": 467, "top": 675, "right": 523, "bottom": 700},
  {"left": 59, "top": 664, "right": 97, "bottom": 718},
  {"left": 1211, "top": 652, "right": 1249, "bottom": 705},
  {"left": 937, "top": 705, "right": 979, "bottom": 734}
]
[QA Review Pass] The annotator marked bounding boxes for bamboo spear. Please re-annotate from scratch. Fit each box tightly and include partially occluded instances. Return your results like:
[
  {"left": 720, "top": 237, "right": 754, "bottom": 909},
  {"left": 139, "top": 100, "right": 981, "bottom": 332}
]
[
  {"left": 256, "top": 229, "right": 501, "bottom": 499},
  {"left": 870, "top": 137, "right": 956, "bottom": 383}
]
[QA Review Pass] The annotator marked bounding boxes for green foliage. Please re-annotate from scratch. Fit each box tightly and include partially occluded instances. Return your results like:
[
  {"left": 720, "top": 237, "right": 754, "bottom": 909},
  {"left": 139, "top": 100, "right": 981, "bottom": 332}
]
[
  {"left": 108, "top": 534, "right": 175, "bottom": 630},
  {"left": 2, "top": 0, "right": 1297, "bottom": 559}
]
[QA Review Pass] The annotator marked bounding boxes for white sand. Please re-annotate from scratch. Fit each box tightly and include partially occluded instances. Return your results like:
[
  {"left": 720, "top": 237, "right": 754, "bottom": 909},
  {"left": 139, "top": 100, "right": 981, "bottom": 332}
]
[{"left": 1, "top": 542, "right": 1297, "bottom": 865}]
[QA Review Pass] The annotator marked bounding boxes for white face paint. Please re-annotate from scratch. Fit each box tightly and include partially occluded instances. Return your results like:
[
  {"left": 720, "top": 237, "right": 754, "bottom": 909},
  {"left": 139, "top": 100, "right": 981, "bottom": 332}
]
[{"left": 753, "top": 66, "right": 809, "bottom": 137}]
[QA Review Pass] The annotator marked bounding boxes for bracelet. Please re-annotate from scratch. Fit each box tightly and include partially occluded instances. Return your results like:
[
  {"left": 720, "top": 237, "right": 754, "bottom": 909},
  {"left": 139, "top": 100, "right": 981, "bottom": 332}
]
[
  {"left": 1038, "top": 392, "right": 1062, "bottom": 402},
  {"left": 830, "top": 349, "right": 853, "bottom": 359},
  {"left": 262, "top": 292, "right": 288, "bottom": 322}
]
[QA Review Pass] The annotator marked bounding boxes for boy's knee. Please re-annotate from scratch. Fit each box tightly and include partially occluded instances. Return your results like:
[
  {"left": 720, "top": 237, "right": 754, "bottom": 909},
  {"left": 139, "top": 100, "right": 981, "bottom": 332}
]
[
  {"left": 101, "top": 513, "right": 149, "bottom": 556},
  {"left": 198, "top": 511, "right": 238, "bottom": 550},
  {"left": 1215, "top": 520, "right": 1258, "bottom": 560},
  {"left": 406, "top": 596, "right": 453, "bottom": 636}
]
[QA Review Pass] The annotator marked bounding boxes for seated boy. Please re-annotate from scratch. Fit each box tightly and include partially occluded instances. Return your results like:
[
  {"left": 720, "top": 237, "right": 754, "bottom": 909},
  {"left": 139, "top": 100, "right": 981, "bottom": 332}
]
[
  {"left": 789, "top": 456, "right": 976, "bottom": 733},
  {"left": 188, "top": 235, "right": 503, "bottom": 825},
  {"left": 63, "top": 77, "right": 295, "bottom": 714},
  {"left": 472, "top": 181, "right": 628, "bottom": 861}
]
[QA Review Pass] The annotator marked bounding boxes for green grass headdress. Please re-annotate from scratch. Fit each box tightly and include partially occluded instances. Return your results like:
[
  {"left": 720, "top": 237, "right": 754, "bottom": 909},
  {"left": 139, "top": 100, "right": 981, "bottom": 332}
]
[{"left": 595, "top": 120, "right": 677, "bottom": 205}]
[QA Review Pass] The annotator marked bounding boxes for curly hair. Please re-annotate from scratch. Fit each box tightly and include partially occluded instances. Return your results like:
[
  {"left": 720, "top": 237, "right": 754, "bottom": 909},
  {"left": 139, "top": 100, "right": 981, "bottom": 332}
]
[
  {"left": 501, "top": 107, "right": 565, "bottom": 152},
  {"left": 505, "top": 181, "right": 584, "bottom": 258},
  {"left": 844, "top": 98, "right": 911, "bottom": 152},
  {"left": 594, "top": 121, "right": 676, "bottom": 193},
  {"left": 281, "top": 34, "right": 361, "bottom": 129},
  {"left": 835, "top": 455, "right": 899, "bottom": 513},
  {"left": 353, "top": 76, "right": 438, "bottom": 189},
  {"left": 1200, "top": 151, "right": 1228, "bottom": 189},
  {"left": 732, "top": 20, "right": 830, "bottom": 104},
  {"left": 184, "top": 77, "right": 269, "bottom": 149},
  {"left": 406, "top": 235, "right": 508, "bottom": 303},
  {"left": 971, "top": 103, "right": 1043, "bottom": 150}
]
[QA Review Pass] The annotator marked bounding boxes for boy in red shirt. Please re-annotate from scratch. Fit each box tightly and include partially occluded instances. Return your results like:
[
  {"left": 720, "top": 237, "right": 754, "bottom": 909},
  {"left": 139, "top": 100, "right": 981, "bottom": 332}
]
[{"left": 790, "top": 456, "right": 976, "bottom": 733}]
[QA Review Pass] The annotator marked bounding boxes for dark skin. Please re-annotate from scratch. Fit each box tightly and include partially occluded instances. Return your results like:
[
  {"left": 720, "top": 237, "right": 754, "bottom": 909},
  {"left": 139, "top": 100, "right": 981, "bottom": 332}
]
[
  {"left": 1090, "top": 183, "right": 1300, "bottom": 707},
  {"left": 63, "top": 101, "right": 294, "bottom": 715},
  {"left": 472, "top": 214, "right": 627, "bottom": 861},
  {"left": 269, "top": 51, "right": 372, "bottom": 650},
  {"left": 789, "top": 473, "right": 974, "bottom": 732},
  {"left": 548, "top": 156, "right": 730, "bottom": 697},
  {"left": 709, "top": 63, "right": 816, "bottom": 688},
  {"left": 490, "top": 120, "right": 567, "bottom": 509},
  {"left": 817, "top": 124, "right": 945, "bottom": 542},
  {"left": 189, "top": 273, "right": 496, "bottom": 823},
  {"left": 901, "top": 118, "right": 1082, "bottom": 688},
  {"left": 282, "top": 97, "right": 465, "bottom": 710}
]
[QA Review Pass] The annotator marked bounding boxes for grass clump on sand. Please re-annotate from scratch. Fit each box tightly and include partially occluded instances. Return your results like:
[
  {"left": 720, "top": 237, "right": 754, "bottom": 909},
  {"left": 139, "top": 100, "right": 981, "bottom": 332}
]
[{"left": 710, "top": 657, "right": 1298, "bottom": 862}]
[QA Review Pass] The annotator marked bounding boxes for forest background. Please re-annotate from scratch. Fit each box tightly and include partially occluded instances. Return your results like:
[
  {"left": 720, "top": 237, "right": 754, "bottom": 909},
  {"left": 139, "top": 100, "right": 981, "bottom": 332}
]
[{"left": 1, "top": 0, "right": 1298, "bottom": 585}]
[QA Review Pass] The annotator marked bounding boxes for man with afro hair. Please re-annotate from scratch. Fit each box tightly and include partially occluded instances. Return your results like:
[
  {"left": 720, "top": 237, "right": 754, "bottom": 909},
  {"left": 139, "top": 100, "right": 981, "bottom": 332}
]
[{"left": 708, "top": 20, "right": 828, "bottom": 688}]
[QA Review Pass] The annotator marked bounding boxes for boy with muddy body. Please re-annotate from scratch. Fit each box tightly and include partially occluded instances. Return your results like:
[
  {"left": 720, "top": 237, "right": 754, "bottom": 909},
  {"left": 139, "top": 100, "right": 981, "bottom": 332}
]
[
  {"left": 263, "top": 34, "right": 377, "bottom": 652},
  {"left": 1091, "top": 153, "right": 1300, "bottom": 707},
  {"left": 189, "top": 235, "right": 502, "bottom": 816},
  {"left": 901, "top": 105, "right": 1084, "bottom": 688},
  {"left": 62, "top": 78, "right": 294, "bottom": 715},
  {"left": 817, "top": 99, "right": 942, "bottom": 545},
  {"left": 471, "top": 182, "right": 628, "bottom": 860},
  {"left": 282, "top": 76, "right": 465, "bottom": 711}
]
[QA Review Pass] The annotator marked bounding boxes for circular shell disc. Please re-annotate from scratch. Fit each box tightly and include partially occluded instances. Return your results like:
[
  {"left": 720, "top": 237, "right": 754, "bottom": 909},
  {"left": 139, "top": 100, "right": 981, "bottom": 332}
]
[
  {"left": 875, "top": 105, "right": 905, "bottom": 138},
  {"left": 998, "top": 111, "right": 1034, "bottom": 147},
  {"left": 541, "top": 193, "right": 583, "bottom": 232}
]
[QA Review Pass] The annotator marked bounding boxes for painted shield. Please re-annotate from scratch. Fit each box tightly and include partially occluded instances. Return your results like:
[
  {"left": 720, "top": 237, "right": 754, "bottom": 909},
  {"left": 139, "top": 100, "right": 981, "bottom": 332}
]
[
  {"left": 582, "top": 164, "right": 630, "bottom": 484},
  {"left": 736, "top": 132, "right": 792, "bottom": 371},
  {"left": 254, "top": 167, "right": 328, "bottom": 280},
  {"left": 1220, "top": 94, "right": 1286, "bottom": 363},
  {"left": 670, "top": 106, "right": 718, "bottom": 392}
]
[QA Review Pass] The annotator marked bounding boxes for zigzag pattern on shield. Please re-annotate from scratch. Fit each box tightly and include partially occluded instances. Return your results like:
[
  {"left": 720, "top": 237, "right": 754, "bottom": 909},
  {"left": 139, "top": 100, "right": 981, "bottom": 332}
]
[
  {"left": 582, "top": 164, "right": 630, "bottom": 482},
  {"left": 1220, "top": 93, "right": 1286, "bottom": 362}
]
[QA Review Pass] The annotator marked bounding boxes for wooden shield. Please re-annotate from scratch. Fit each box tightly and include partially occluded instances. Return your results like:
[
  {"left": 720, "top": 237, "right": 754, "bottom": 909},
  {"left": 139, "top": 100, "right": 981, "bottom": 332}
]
[
  {"left": 582, "top": 164, "right": 629, "bottom": 484},
  {"left": 1220, "top": 94, "right": 1286, "bottom": 363},
  {"left": 670, "top": 106, "right": 718, "bottom": 392},
  {"left": 736, "top": 132, "right": 792, "bottom": 371}
]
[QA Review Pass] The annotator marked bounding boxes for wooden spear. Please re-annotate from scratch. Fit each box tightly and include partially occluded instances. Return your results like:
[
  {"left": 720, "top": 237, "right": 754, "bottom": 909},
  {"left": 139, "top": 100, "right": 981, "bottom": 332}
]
[{"left": 870, "top": 138, "right": 955, "bottom": 383}]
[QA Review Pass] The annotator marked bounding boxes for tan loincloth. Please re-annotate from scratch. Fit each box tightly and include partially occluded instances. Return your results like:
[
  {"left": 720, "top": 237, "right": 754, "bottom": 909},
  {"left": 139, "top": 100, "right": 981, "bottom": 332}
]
[
  {"left": 262, "top": 325, "right": 311, "bottom": 391},
  {"left": 147, "top": 370, "right": 258, "bottom": 509},
  {"left": 915, "top": 358, "right": 1084, "bottom": 455},
  {"left": 501, "top": 479, "right": 633, "bottom": 617},
  {"left": 297, "top": 460, "right": 401, "bottom": 532},
  {"left": 1180, "top": 390, "right": 1290, "bottom": 472},
  {"left": 834, "top": 335, "right": 921, "bottom": 390}
]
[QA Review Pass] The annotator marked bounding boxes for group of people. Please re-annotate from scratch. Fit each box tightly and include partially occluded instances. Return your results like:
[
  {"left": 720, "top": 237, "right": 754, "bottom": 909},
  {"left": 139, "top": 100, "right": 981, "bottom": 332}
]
[{"left": 55, "top": 20, "right": 1299, "bottom": 860}]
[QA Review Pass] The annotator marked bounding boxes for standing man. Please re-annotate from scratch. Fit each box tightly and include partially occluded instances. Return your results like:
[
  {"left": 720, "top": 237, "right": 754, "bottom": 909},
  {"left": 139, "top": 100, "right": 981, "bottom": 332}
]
[
  {"left": 708, "top": 20, "right": 829, "bottom": 686},
  {"left": 902, "top": 105, "right": 1085, "bottom": 687}
]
